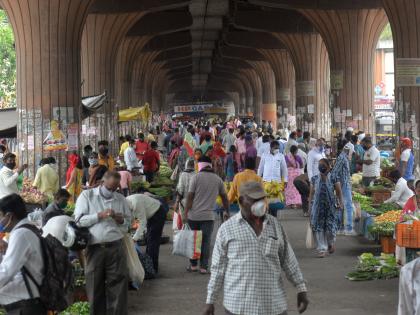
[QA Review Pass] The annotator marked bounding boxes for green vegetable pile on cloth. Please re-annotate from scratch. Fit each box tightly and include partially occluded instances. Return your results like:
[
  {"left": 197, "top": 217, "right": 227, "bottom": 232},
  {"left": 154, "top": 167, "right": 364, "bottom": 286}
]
[
  {"left": 346, "top": 253, "right": 399, "bottom": 281},
  {"left": 368, "top": 221, "right": 396, "bottom": 236},
  {"left": 60, "top": 302, "right": 90, "bottom": 315},
  {"left": 353, "top": 192, "right": 376, "bottom": 215}
]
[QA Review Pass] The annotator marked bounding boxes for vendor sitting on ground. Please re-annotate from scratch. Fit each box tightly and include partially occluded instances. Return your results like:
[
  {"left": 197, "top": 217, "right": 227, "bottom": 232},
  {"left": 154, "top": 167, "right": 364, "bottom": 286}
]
[
  {"left": 42, "top": 188, "right": 71, "bottom": 226},
  {"left": 384, "top": 169, "right": 414, "bottom": 208},
  {"left": 401, "top": 179, "right": 420, "bottom": 220}
]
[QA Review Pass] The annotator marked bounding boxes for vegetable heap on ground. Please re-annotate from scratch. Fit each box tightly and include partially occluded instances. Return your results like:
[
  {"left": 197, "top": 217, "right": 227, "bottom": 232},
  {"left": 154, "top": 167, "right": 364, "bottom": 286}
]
[
  {"left": 263, "top": 181, "right": 285, "bottom": 202},
  {"left": 353, "top": 192, "right": 401, "bottom": 216},
  {"left": 20, "top": 177, "right": 48, "bottom": 204},
  {"left": 346, "top": 253, "right": 399, "bottom": 281},
  {"left": 368, "top": 210, "right": 402, "bottom": 236},
  {"left": 60, "top": 302, "right": 90, "bottom": 315}
]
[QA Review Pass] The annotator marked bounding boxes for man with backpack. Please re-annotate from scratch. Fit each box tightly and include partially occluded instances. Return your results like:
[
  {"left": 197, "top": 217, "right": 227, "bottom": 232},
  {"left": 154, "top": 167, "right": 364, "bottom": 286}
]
[{"left": 0, "top": 194, "right": 46, "bottom": 314}]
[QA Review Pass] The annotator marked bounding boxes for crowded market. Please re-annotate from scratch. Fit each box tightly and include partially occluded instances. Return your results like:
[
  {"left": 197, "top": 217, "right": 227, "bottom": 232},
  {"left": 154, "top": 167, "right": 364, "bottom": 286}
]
[{"left": 0, "top": 1, "right": 418, "bottom": 315}]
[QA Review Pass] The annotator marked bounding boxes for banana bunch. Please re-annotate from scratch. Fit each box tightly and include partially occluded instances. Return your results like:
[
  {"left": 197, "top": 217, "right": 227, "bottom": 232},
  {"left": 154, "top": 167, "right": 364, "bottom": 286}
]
[{"left": 263, "top": 181, "right": 285, "bottom": 202}]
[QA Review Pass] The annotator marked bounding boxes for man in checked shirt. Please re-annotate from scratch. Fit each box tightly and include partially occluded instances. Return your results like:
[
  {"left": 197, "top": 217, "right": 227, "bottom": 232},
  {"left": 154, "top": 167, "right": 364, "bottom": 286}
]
[{"left": 204, "top": 181, "right": 309, "bottom": 315}]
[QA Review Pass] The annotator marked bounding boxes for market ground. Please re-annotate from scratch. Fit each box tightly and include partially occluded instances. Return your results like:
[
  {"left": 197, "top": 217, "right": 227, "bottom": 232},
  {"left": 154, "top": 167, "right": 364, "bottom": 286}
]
[{"left": 128, "top": 209, "right": 399, "bottom": 315}]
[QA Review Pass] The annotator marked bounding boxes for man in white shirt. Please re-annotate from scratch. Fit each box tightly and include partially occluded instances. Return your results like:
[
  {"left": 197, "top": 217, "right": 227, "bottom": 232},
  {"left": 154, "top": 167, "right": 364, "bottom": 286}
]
[
  {"left": 384, "top": 169, "right": 414, "bottom": 208},
  {"left": 307, "top": 139, "right": 326, "bottom": 181},
  {"left": 124, "top": 139, "right": 139, "bottom": 172},
  {"left": 0, "top": 194, "right": 45, "bottom": 314},
  {"left": 398, "top": 257, "right": 420, "bottom": 315},
  {"left": 222, "top": 128, "right": 236, "bottom": 152},
  {"left": 126, "top": 193, "right": 166, "bottom": 273},
  {"left": 258, "top": 141, "right": 288, "bottom": 183},
  {"left": 0, "top": 153, "right": 27, "bottom": 199},
  {"left": 361, "top": 137, "right": 381, "bottom": 187},
  {"left": 75, "top": 171, "right": 131, "bottom": 315}
]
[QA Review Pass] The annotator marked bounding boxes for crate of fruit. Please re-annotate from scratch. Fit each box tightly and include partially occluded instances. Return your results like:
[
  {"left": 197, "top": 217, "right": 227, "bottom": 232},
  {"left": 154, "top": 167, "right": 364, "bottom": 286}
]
[{"left": 396, "top": 222, "right": 420, "bottom": 248}]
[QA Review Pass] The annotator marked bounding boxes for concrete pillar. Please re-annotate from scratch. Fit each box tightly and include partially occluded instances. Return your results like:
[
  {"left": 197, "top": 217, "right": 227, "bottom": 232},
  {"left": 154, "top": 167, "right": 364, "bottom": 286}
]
[
  {"left": 2, "top": 0, "right": 93, "bottom": 179},
  {"left": 260, "top": 49, "right": 296, "bottom": 117},
  {"left": 249, "top": 61, "right": 278, "bottom": 130},
  {"left": 276, "top": 33, "right": 330, "bottom": 139},
  {"left": 81, "top": 13, "right": 143, "bottom": 150},
  {"left": 242, "top": 69, "right": 263, "bottom": 123},
  {"left": 382, "top": 0, "right": 420, "bottom": 146},
  {"left": 302, "top": 9, "right": 388, "bottom": 134}
]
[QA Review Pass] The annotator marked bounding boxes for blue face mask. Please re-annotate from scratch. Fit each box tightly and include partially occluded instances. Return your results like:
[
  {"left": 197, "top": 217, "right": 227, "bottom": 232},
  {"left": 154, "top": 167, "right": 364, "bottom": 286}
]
[
  {"left": 0, "top": 214, "right": 11, "bottom": 233},
  {"left": 318, "top": 145, "right": 325, "bottom": 153}
]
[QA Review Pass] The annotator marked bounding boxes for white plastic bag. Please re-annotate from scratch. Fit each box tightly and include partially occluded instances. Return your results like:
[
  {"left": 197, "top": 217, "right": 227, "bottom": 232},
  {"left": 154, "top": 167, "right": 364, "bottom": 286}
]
[
  {"left": 172, "top": 224, "right": 202, "bottom": 259},
  {"left": 27, "top": 209, "right": 43, "bottom": 229},
  {"left": 305, "top": 223, "right": 315, "bottom": 249},
  {"left": 122, "top": 234, "right": 144, "bottom": 284},
  {"left": 170, "top": 164, "right": 179, "bottom": 181}
]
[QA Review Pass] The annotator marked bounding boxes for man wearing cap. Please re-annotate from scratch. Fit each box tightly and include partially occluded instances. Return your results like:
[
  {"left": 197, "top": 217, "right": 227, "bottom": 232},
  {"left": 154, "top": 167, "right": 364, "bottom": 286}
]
[
  {"left": 399, "top": 138, "right": 415, "bottom": 186},
  {"left": 331, "top": 142, "right": 355, "bottom": 235},
  {"left": 204, "top": 181, "right": 309, "bottom": 315}
]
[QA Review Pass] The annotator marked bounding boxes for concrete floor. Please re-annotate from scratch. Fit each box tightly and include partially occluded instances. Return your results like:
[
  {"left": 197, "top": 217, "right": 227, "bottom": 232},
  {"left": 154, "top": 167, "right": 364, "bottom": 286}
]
[{"left": 128, "top": 209, "right": 399, "bottom": 315}]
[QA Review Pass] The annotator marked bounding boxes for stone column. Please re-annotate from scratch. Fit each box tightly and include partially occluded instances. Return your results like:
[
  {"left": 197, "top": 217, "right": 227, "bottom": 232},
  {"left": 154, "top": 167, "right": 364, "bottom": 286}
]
[
  {"left": 276, "top": 33, "right": 330, "bottom": 139},
  {"left": 2, "top": 0, "right": 93, "bottom": 179},
  {"left": 81, "top": 13, "right": 144, "bottom": 151},
  {"left": 302, "top": 9, "right": 388, "bottom": 134},
  {"left": 261, "top": 49, "right": 296, "bottom": 117},
  {"left": 249, "top": 61, "right": 278, "bottom": 130},
  {"left": 382, "top": 0, "right": 420, "bottom": 170}
]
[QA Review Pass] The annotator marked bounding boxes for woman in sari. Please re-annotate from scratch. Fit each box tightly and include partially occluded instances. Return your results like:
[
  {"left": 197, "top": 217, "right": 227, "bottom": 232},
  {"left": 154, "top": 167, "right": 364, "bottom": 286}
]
[
  {"left": 65, "top": 154, "right": 83, "bottom": 204},
  {"left": 401, "top": 179, "right": 420, "bottom": 221},
  {"left": 285, "top": 145, "right": 303, "bottom": 208},
  {"left": 309, "top": 158, "right": 343, "bottom": 257}
]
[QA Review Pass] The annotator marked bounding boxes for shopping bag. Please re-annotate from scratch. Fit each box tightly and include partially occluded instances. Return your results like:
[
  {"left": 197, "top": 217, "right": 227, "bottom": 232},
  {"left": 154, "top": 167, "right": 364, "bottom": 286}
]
[
  {"left": 305, "top": 223, "right": 315, "bottom": 249},
  {"left": 170, "top": 164, "right": 179, "bottom": 181},
  {"left": 354, "top": 201, "right": 362, "bottom": 221},
  {"left": 172, "top": 224, "right": 202, "bottom": 259},
  {"left": 122, "top": 234, "right": 144, "bottom": 285},
  {"left": 172, "top": 211, "right": 182, "bottom": 231}
]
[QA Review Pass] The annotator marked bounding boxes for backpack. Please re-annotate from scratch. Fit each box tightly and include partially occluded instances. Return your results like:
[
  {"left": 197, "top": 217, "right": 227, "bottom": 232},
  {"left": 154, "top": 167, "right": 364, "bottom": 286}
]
[{"left": 19, "top": 224, "right": 74, "bottom": 312}]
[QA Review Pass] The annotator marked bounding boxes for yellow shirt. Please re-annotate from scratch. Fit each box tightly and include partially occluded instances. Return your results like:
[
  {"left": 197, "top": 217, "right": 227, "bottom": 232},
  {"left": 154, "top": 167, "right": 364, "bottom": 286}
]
[
  {"left": 32, "top": 164, "right": 59, "bottom": 198},
  {"left": 228, "top": 169, "right": 263, "bottom": 203},
  {"left": 119, "top": 141, "right": 129, "bottom": 156},
  {"left": 98, "top": 154, "right": 115, "bottom": 171}
]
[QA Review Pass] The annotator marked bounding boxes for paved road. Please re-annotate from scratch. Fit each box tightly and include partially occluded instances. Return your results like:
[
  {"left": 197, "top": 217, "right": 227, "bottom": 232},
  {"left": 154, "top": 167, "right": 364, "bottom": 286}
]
[{"left": 128, "top": 209, "right": 398, "bottom": 315}]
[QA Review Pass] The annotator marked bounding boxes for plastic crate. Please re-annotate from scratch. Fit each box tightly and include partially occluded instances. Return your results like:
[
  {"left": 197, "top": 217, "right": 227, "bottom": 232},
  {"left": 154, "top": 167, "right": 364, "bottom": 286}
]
[
  {"left": 396, "top": 222, "right": 420, "bottom": 248},
  {"left": 371, "top": 190, "right": 391, "bottom": 204},
  {"left": 380, "top": 236, "right": 396, "bottom": 254}
]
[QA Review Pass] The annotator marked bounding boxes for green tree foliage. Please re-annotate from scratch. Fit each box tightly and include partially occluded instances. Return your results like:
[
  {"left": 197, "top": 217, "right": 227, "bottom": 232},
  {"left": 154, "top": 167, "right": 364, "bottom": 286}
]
[
  {"left": 380, "top": 23, "right": 393, "bottom": 41},
  {"left": 0, "top": 10, "right": 15, "bottom": 108}
]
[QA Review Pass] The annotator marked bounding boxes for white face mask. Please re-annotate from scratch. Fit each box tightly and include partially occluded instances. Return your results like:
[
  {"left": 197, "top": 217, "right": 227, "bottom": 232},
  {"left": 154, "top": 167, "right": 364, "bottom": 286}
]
[
  {"left": 251, "top": 200, "right": 267, "bottom": 217},
  {"left": 272, "top": 149, "right": 279, "bottom": 155}
]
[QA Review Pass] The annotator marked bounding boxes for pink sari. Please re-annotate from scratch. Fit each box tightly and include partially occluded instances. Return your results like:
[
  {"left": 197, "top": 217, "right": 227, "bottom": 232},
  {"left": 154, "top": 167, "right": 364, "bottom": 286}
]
[{"left": 285, "top": 153, "right": 302, "bottom": 206}]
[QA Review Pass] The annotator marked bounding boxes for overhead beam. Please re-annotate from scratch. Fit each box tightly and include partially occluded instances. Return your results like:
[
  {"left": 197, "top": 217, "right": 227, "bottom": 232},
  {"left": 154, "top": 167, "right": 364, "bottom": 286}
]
[
  {"left": 219, "top": 46, "right": 266, "bottom": 61},
  {"left": 142, "top": 31, "right": 191, "bottom": 52},
  {"left": 90, "top": 0, "right": 190, "bottom": 13},
  {"left": 161, "top": 58, "right": 192, "bottom": 69},
  {"left": 154, "top": 47, "right": 192, "bottom": 61},
  {"left": 127, "top": 11, "right": 192, "bottom": 36},
  {"left": 225, "top": 31, "right": 285, "bottom": 49},
  {"left": 233, "top": 10, "right": 315, "bottom": 33},
  {"left": 248, "top": 0, "right": 382, "bottom": 10}
]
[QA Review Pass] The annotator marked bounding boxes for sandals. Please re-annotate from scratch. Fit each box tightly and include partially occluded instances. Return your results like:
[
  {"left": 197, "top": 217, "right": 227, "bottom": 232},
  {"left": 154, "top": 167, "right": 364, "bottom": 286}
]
[
  {"left": 317, "top": 251, "right": 326, "bottom": 258},
  {"left": 328, "top": 244, "right": 336, "bottom": 254},
  {"left": 199, "top": 268, "right": 210, "bottom": 275},
  {"left": 186, "top": 265, "right": 198, "bottom": 272}
]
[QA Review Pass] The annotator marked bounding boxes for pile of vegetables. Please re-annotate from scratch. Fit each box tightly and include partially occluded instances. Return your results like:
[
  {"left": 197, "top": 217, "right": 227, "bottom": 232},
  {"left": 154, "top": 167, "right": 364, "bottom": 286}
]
[
  {"left": 346, "top": 253, "right": 399, "bottom": 281},
  {"left": 373, "top": 177, "right": 395, "bottom": 189},
  {"left": 353, "top": 192, "right": 376, "bottom": 214},
  {"left": 368, "top": 210, "right": 402, "bottom": 236},
  {"left": 381, "top": 159, "right": 395, "bottom": 169},
  {"left": 60, "top": 302, "right": 90, "bottom": 315},
  {"left": 20, "top": 178, "right": 48, "bottom": 204},
  {"left": 130, "top": 180, "right": 151, "bottom": 193}
]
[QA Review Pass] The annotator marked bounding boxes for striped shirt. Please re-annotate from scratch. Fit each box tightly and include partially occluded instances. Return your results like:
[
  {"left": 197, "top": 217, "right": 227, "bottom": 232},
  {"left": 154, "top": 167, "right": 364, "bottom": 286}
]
[{"left": 206, "top": 213, "right": 307, "bottom": 315}]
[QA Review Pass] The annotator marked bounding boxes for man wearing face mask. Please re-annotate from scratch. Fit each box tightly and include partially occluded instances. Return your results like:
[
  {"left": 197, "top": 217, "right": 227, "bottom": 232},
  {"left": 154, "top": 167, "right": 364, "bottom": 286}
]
[
  {"left": 258, "top": 141, "right": 288, "bottom": 184},
  {"left": 88, "top": 152, "right": 108, "bottom": 188},
  {"left": 0, "top": 194, "right": 47, "bottom": 314},
  {"left": 204, "top": 181, "right": 308, "bottom": 315},
  {"left": 75, "top": 171, "right": 131, "bottom": 315},
  {"left": 42, "top": 189, "right": 71, "bottom": 226},
  {"left": 0, "top": 153, "right": 27, "bottom": 199},
  {"left": 307, "top": 139, "right": 326, "bottom": 181},
  {"left": 361, "top": 137, "right": 380, "bottom": 187},
  {"left": 98, "top": 140, "right": 115, "bottom": 171}
]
